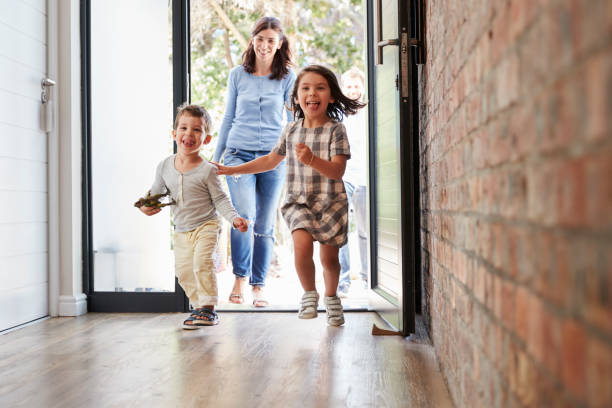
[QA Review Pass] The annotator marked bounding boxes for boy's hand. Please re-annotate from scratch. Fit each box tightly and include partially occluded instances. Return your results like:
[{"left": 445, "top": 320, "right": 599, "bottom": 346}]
[
  {"left": 233, "top": 217, "right": 248, "bottom": 232},
  {"left": 295, "top": 143, "right": 315, "bottom": 165},
  {"left": 139, "top": 206, "right": 161, "bottom": 216},
  {"left": 211, "top": 162, "right": 235, "bottom": 175}
]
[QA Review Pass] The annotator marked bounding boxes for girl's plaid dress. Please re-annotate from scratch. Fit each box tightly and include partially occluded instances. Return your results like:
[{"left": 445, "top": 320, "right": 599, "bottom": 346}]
[{"left": 272, "top": 119, "right": 351, "bottom": 247}]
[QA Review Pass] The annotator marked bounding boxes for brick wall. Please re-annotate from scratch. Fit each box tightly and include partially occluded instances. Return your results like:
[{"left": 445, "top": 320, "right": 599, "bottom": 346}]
[{"left": 419, "top": 0, "right": 612, "bottom": 407}]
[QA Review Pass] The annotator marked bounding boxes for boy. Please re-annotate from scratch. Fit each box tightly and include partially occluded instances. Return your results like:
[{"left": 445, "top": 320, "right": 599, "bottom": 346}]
[{"left": 139, "top": 103, "right": 248, "bottom": 329}]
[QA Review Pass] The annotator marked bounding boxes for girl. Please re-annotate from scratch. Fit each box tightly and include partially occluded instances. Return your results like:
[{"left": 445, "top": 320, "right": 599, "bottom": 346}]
[
  {"left": 213, "top": 16, "right": 296, "bottom": 307},
  {"left": 214, "top": 65, "right": 366, "bottom": 325}
]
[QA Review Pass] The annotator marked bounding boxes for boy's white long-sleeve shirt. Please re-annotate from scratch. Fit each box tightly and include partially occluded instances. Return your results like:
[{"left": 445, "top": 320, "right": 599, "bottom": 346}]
[{"left": 150, "top": 155, "right": 239, "bottom": 232}]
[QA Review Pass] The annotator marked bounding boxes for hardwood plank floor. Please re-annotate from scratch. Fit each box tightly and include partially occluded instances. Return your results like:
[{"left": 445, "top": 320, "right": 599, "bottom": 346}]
[{"left": 0, "top": 313, "right": 453, "bottom": 408}]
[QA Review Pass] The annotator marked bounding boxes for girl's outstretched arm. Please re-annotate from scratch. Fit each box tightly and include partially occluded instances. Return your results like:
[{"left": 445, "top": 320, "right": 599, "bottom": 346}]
[
  {"left": 295, "top": 143, "right": 347, "bottom": 180},
  {"left": 212, "top": 152, "right": 284, "bottom": 176}
]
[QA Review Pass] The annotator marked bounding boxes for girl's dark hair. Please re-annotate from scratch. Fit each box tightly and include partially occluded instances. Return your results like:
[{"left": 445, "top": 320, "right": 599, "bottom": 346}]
[
  {"left": 242, "top": 16, "right": 292, "bottom": 81},
  {"left": 291, "top": 65, "right": 367, "bottom": 122}
]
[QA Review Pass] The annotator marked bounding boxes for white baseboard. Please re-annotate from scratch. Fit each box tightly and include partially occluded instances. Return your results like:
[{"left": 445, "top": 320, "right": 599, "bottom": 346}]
[{"left": 58, "top": 294, "right": 88, "bottom": 316}]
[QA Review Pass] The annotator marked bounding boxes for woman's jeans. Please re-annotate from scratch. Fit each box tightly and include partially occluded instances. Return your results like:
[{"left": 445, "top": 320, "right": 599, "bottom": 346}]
[
  {"left": 339, "top": 181, "right": 368, "bottom": 291},
  {"left": 223, "top": 148, "right": 286, "bottom": 286}
]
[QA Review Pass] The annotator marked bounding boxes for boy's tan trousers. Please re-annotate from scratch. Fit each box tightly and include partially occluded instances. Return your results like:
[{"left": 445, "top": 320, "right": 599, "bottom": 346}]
[{"left": 173, "top": 218, "right": 221, "bottom": 307}]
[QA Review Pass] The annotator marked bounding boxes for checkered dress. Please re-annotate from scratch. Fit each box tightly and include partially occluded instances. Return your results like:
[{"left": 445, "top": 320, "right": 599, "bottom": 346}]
[{"left": 272, "top": 119, "right": 351, "bottom": 247}]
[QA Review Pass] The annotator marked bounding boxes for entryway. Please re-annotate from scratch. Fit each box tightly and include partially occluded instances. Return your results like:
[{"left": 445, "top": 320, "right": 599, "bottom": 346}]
[{"left": 82, "top": 0, "right": 421, "bottom": 337}]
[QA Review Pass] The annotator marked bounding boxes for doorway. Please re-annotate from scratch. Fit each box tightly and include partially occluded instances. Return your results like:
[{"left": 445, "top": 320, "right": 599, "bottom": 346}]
[
  {"left": 82, "top": 0, "right": 420, "bottom": 329},
  {"left": 187, "top": 0, "right": 370, "bottom": 311}
]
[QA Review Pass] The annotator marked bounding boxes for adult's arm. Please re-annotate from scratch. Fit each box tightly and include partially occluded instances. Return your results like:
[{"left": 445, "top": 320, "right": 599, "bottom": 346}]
[
  {"left": 213, "top": 69, "right": 238, "bottom": 162},
  {"left": 214, "top": 151, "right": 285, "bottom": 176}
]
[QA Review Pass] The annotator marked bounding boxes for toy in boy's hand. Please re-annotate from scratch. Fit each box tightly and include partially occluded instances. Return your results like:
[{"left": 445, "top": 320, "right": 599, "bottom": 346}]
[{"left": 134, "top": 191, "right": 176, "bottom": 209}]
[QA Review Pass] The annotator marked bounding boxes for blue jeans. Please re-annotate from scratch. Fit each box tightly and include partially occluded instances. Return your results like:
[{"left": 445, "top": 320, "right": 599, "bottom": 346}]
[
  {"left": 223, "top": 148, "right": 286, "bottom": 286},
  {"left": 339, "top": 181, "right": 368, "bottom": 291}
]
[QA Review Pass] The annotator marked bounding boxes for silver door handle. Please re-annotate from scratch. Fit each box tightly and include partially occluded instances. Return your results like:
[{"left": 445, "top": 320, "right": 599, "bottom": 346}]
[
  {"left": 41, "top": 78, "right": 56, "bottom": 104},
  {"left": 377, "top": 39, "right": 399, "bottom": 65},
  {"left": 377, "top": 39, "right": 399, "bottom": 48}
]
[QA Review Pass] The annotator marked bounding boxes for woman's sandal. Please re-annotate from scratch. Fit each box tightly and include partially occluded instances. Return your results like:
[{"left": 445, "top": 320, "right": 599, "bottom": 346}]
[
  {"left": 229, "top": 277, "right": 247, "bottom": 304},
  {"left": 298, "top": 291, "right": 319, "bottom": 319},
  {"left": 192, "top": 308, "right": 219, "bottom": 326},
  {"left": 252, "top": 289, "right": 269, "bottom": 307}
]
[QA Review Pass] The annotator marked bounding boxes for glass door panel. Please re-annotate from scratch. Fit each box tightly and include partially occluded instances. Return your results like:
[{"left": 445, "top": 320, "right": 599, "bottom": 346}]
[
  {"left": 368, "top": 0, "right": 416, "bottom": 335},
  {"left": 90, "top": 0, "right": 174, "bottom": 293}
]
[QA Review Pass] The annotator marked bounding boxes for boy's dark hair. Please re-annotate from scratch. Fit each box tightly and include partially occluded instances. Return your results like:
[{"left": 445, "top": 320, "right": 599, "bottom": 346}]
[
  {"left": 291, "top": 65, "right": 367, "bottom": 122},
  {"left": 174, "top": 103, "right": 211, "bottom": 133},
  {"left": 242, "top": 16, "right": 292, "bottom": 81}
]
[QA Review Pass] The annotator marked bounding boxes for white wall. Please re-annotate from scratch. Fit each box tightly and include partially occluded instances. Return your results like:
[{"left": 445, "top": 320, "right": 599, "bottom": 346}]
[
  {"left": 0, "top": 0, "right": 86, "bottom": 330},
  {"left": 0, "top": 0, "right": 49, "bottom": 331}
]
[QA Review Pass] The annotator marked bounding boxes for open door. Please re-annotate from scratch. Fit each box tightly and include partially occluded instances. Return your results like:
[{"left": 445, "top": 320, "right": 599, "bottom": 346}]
[{"left": 367, "top": 0, "right": 419, "bottom": 335}]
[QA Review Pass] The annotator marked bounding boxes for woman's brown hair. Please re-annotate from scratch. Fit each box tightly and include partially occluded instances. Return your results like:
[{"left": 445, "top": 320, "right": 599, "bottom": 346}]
[{"left": 241, "top": 16, "right": 292, "bottom": 81}]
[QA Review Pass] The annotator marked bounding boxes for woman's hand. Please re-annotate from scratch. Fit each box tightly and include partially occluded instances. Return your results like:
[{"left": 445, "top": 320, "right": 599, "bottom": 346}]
[
  {"left": 295, "top": 143, "right": 315, "bottom": 166},
  {"left": 139, "top": 206, "right": 161, "bottom": 216},
  {"left": 233, "top": 217, "right": 248, "bottom": 232},
  {"left": 211, "top": 162, "right": 235, "bottom": 175}
]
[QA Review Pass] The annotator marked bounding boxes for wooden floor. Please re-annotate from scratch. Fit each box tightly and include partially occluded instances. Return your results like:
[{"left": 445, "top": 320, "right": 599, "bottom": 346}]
[{"left": 0, "top": 313, "right": 453, "bottom": 408}]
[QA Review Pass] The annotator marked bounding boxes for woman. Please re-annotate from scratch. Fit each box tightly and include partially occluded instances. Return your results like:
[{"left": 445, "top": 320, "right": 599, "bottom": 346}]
[{"left": 213, "top": 16, "right": 295, "bottom": 307}]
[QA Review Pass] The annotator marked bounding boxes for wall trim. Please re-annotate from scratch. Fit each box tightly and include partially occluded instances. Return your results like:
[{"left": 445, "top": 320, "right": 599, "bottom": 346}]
[{"left": 59, "top": 294, "right": 87, "bottom": 316}]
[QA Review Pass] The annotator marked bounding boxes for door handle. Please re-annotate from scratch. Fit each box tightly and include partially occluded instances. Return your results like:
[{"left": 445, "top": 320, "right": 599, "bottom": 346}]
[
  {"left": 377, "top": 39, "right": 399, "bottom": 48},
  {"left": 376, "top": 38, "right": 399, "bottom": 65},
  {"left": 41, "top": 78, "right": 56, "bottom": 132},
  {"left": 41, "top": 78, "right": 56, "bottom": 104}
]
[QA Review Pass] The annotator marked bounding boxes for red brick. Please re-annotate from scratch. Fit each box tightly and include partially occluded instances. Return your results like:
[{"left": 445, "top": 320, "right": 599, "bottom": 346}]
[
  {"left": 542, "top": 80, "right": 578, "bottom": 155},
  {"left": 489, "top": 1, "right": 510, "bottom": 66},
  {"left": 540, "top": 307, "right": 562, "bottom": 375},
  {"left": 582, "top": 244, "right": 612, "bottom": 336},
  {"left": 515, "top": 286, "right": 530, "bottom": 343},
  {"left": 474, "top": 263, "right": 486, "bottom": 305},
  {"left": 586, "top": 335, "right": 612, "bottom": 407},
  {"left": 585, "top": 151, "right": 612, "bottom": 230},
  {"left": 492, "top": 223, "right": 508, "bottom": 270},
  {"left": 582, "top": 50, "right": 612, "bottom": 142},
  {"left": 527, "top": 161, "right": 559, "bottom": 226},
  {"left": 550, "top": 234, "right": 572, "bottom": 309},
  {"left": 526, "top": 294, "right": 544, "bottom": 361},
  {"left": 493, "top": 274, "right": 503, "bottom": 321},
  {"left": 515, "top": 350, "right": 538, "bottom": 407},
  {"left": 556, "top": 157, "right": 587, "bottom": 228},
  {"left": 484, "top": 266, "right": 495, "bottom": 311},
  {"left": 501, "top": 281, "right": 516, "bottom": 332},
  {"left": 497, "top": 52, "right": 520, "bottom": 110},
  {"left": 561, "top": 319, "right": 587, "bottom": 400},
  {"left": 507, "top": 103, "right": 538, "bottom": 162},
  {"left": 507, "top": 227, "right": 520, "bottom": 279}
]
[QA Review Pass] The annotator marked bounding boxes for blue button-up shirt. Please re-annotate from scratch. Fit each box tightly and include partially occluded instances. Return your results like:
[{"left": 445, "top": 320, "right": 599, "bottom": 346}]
[{"left": 213, "top": 65, "right": 296, "bottom": 162}]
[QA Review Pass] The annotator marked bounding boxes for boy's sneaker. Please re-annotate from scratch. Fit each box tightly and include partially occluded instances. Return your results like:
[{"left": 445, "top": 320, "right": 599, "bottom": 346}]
[
  {"left": 324, "top": 295, "right": 345, "bottom": 326},
  {"left": 298, "top": 291, "right": 319, "bottom": 319}
]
